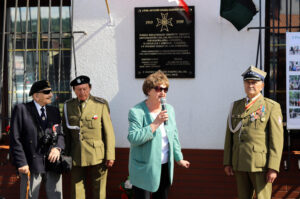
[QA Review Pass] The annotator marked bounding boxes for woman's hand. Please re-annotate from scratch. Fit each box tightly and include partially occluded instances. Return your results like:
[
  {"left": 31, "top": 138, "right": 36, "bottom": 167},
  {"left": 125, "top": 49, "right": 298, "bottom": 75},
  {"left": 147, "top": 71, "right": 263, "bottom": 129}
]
[
  {"left": 150, "top": 110, "right": 168, "bottom": 133},
  {"left": 177, "top": 160, "right": 190, "bottom": 168}
]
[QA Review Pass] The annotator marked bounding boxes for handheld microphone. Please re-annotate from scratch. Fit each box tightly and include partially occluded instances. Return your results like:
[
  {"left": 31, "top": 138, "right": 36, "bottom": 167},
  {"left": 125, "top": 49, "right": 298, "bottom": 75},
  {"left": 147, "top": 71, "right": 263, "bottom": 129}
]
[{"left": 160, "top": 98, "right": 167, "bottom": 125}]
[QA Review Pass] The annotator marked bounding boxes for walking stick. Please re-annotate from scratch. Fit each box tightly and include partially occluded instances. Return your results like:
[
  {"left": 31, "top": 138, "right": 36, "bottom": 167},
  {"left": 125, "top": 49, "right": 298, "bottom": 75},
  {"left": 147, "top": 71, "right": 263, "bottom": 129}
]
[{"left": 26, "top": 171, "right": 30, "bottom": 199}]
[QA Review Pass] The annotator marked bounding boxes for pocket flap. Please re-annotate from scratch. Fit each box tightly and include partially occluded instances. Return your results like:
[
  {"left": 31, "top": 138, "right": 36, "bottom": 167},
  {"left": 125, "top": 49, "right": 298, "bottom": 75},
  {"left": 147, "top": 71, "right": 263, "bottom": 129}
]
[
  {"left": 93, "top": 140, "right": 104, "bottom": 147},
  {"left": 253, "top": 145, "right": 266, "bottom": 153},
  {"left": 85, "top": 116, "right": 92, "bottom": 121}
]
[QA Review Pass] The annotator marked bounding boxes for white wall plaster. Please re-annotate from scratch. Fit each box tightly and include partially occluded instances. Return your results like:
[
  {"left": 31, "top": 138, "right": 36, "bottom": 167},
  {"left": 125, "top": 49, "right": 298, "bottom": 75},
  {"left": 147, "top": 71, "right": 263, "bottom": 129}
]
[{"left": 72, "top": 0, "right": 265, "bottom": 149}]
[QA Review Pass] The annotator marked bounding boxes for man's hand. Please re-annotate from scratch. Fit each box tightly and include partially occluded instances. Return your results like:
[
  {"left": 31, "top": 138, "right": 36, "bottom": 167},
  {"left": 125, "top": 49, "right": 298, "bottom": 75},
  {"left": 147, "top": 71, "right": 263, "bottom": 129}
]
[
  {"left": 18, "top": 165, "right": 29, "bottom": 174},
  {"left": 106, "top": 160, "right": 114, "bottom": 167},
  {"left": 177, "top": 160, "right": 190, "bottom": 168},
  {"left": 224, "top": 166, "right": 234, "bottom": 176},
  {"left": 48, "top": 147, "right": 61, "bottom": 163},
  {"left": 266, "top": 169, "right": 277, "bottom": 183}
]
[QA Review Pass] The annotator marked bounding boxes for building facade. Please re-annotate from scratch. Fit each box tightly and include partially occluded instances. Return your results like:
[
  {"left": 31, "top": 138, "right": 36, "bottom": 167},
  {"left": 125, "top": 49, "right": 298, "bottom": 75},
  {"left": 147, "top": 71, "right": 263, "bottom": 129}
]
[{"left": 0, "top": 0, "right": 300, "bottom": 198}]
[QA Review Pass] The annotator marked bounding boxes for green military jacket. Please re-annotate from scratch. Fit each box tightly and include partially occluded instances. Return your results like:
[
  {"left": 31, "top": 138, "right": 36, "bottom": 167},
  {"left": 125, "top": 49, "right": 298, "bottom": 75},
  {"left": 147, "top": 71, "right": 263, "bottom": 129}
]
[
  {"left": 223, "top": 95, "right": 284, "bottom": 172},
  {"left": 62, "top": 95, "right": 115, "bottom": 167}
]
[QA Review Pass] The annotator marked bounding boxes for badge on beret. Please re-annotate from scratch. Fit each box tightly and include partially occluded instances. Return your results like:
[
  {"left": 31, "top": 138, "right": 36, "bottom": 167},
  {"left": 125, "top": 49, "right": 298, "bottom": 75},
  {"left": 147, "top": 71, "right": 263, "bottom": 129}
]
[{"left": 70, "top": 75, "right": 90, "bottom": 87}]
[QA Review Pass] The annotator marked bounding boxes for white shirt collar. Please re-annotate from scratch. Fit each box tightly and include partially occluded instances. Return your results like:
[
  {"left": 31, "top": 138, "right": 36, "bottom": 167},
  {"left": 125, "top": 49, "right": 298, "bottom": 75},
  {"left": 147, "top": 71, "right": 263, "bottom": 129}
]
[
  {"left": 246, "top": 93, "right": 261, "bottom": 103},
  {"left": 33, "top": 100, "right": 47, "bottom": 117}
]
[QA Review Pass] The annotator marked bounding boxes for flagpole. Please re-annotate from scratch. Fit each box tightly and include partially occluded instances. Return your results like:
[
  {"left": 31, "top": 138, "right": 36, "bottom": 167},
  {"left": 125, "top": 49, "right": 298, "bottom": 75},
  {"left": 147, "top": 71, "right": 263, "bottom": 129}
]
[{"left": 105, "top": 0, "right": 113, "bottom": 25}]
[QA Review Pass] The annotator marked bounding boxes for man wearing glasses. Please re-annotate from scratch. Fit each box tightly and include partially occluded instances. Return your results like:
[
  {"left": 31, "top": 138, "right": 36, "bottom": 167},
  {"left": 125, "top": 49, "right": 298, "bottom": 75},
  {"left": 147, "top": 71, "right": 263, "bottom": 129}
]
[
  {"left": 10, "top": 80, "right": 64, "bottom": 199},
  {"left": 62, "top": 75, "right": 115, "bottom": 199}
]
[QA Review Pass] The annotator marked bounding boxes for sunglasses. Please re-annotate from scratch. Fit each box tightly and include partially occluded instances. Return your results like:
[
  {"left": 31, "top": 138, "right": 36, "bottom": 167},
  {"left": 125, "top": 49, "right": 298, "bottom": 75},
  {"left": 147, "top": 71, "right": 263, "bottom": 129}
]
[
  {"left": 38, "top": 90, "right": 52, "bottom": 94},
  {"left": 154, "top": 86, "right": 168, "bottom": 93}
]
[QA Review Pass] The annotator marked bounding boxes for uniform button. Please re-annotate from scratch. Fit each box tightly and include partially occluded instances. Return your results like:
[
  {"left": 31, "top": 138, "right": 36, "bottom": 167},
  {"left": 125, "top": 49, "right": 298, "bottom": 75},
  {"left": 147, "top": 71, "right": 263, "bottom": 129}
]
[
  {"left": 33, "top": 155, "right": 36, "bottom": 158},
  {"left": 29, "top": 140, "right": 32, "bottom": 144}
]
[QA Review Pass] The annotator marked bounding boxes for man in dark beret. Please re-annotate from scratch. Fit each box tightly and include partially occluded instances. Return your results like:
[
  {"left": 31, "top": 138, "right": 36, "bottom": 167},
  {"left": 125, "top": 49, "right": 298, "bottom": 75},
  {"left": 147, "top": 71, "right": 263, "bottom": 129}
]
[
  {"left": 223, "top": 66, "right": 284, "bottom": 199},
  {"left": 10, "top": 80, "right": 65, "bottom": 199},
  {"left": 63, "top": 75, "right": 115, "bottom": 199}
]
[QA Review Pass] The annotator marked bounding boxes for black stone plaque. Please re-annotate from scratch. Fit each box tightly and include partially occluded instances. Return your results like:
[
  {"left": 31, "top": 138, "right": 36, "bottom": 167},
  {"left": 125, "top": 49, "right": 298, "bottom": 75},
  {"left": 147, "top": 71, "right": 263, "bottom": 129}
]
[{"left": 135, "top": 6, "right": 195, "bottom": 78}]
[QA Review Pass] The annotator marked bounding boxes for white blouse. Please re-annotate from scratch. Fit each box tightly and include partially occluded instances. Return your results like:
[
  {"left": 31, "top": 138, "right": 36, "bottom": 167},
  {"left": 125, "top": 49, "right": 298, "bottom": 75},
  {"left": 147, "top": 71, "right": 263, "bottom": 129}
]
[{"left": 150, "top": 112, "right": 169, "bottom": 164}]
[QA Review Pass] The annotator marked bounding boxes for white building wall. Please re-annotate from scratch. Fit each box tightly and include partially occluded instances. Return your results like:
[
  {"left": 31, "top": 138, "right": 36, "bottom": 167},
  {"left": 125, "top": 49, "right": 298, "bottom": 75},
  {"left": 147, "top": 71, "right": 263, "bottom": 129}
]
[{"left": 72, "top": 0, "right": 265, "bottom": 149}]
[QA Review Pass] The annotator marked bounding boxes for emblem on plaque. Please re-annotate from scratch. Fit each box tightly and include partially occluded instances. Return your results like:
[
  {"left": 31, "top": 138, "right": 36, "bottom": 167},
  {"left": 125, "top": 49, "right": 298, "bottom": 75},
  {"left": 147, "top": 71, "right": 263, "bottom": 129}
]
[{"left": 156, "top": 13, "right": 173, "bottom": 32}]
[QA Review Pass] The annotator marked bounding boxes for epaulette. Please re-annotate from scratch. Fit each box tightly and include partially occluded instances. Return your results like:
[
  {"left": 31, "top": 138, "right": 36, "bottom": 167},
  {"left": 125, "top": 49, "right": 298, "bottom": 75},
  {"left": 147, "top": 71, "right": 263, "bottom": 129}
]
[
  {"left": 234, "top": 98, "right": 245, "bottom": 105},
  {"left": 264, "top": 97, "right": 276, "bottom": 105},
  {"left": 93, "top": 96, "right": 107, "bottom": 104},
  {"left": 64, "top": 98, "right": 76, "bottom": 104}
]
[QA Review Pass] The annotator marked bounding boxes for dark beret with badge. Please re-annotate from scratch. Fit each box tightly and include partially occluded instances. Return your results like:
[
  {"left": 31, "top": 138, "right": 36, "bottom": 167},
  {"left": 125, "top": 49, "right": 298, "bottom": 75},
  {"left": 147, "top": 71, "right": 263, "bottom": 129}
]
[
  {"left": 70, "top": 75, "right": 90, "bottom": 87},
  {"left": 29, "top": 80, "right": 51, "bottom": 96},
  {"left": 242, "top": 65, "right": 267, "bottom": 81}
]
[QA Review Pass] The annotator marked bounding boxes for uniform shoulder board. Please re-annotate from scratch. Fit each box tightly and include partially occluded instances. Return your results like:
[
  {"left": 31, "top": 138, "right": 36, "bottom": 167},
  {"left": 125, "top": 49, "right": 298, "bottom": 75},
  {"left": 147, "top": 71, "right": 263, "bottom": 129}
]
[
  {"left": 65, "top": 98, "right": 76, "bottom": 104},
  {"left": 264, "top": 97, "right": 276, "bottom": 105},
  {"left": 93, "top": 96, "right": 107, "bottom": 104},
  {"left": 234, "top": 98, "right": 244, "bottom": 106}
]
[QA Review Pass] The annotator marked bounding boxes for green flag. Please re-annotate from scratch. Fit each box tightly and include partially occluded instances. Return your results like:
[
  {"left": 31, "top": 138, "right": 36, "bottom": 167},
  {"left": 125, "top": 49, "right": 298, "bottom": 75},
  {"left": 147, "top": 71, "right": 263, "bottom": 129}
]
[{"left": 220, "top": 0, "right": 258, "bottom": 31}]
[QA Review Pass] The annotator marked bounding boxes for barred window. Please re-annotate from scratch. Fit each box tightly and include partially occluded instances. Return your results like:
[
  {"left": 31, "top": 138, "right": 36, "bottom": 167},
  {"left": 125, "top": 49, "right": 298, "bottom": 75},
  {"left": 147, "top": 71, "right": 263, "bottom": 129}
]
[{"left": 0, "top": 0, "right": 73, "bottom": 129}]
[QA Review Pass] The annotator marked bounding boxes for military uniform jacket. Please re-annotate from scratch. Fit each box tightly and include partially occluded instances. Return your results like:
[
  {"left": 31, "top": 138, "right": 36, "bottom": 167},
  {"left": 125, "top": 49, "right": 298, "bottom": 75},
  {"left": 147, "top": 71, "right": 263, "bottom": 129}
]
[
  {"left": 223, "top": 95, "right": 284, "bottom": 172},
  {"left": 63, "top": 95, "right": 115, "bottom": 167}
]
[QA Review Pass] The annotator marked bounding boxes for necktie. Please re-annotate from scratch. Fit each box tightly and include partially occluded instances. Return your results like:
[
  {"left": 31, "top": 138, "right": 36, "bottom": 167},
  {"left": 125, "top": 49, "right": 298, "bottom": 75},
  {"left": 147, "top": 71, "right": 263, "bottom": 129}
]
[
  {"left": 40, "top": 107, "right": 47, "bottom": 130},
  {"left": 79, "top": 101, "right": 85, "bottom": 112}
]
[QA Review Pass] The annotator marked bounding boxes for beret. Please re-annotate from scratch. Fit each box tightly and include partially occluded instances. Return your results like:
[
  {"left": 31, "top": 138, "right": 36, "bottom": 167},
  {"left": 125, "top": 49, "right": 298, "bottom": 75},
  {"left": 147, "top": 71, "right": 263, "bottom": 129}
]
[
  {"left": 29, "top": 80, "right": 51, "bottom": 96},
  {"left": 70, "top": 75, "right": 90, "bottom": 87}
]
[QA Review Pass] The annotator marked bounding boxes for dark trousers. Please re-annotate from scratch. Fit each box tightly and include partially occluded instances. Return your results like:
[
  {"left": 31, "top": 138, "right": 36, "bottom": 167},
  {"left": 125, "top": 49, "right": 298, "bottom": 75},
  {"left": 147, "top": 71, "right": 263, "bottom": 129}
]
[{"left": 133, "top": 163, "right": 170, "bottom": 199}]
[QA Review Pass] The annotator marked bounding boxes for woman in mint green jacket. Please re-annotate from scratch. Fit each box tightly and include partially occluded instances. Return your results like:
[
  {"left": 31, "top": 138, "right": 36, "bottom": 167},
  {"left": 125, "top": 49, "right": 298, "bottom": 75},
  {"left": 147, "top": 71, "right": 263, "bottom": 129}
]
[{"left": 128, "top": 70, "right": 190, "bottom": 199}]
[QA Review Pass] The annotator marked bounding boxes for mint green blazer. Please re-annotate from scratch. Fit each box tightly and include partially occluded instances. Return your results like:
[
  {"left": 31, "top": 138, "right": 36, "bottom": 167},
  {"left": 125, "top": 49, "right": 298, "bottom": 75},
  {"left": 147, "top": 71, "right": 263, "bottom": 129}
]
[{"left": 128, "top": 100, "right": 184, "bottom": 192}]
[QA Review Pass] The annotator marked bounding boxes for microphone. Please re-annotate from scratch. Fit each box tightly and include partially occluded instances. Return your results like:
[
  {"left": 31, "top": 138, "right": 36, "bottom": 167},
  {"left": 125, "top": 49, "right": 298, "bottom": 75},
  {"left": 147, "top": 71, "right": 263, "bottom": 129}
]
[{"left": 160, "top": 98, "right": 167, "bottom": 125}]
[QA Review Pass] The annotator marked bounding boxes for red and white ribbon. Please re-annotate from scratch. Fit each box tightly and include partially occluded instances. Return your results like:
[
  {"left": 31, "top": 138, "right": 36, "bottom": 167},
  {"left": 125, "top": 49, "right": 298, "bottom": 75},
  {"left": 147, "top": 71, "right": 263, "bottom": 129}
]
[{"left": 168, "top": 0, "right": 190, "bottom": 18}]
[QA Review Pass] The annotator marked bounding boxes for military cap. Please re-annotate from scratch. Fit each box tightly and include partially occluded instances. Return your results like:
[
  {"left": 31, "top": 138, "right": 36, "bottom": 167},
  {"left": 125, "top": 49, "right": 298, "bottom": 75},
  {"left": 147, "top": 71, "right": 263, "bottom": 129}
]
[
  {"left": 70, "top": 75, "right": 90, "bottom": 87},
  {"left": 29, "top": 80, "right": 51, "bottom": 96},
  {"left": 242, "top": 65, "right": 267, "bottom": 81}
]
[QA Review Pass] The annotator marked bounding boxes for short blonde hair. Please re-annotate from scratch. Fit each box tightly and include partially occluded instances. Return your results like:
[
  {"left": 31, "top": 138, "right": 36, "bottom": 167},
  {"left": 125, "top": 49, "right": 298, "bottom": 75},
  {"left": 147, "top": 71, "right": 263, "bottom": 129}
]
[{"left": 142, "top": 70, "right": 169, "bottom": 96}]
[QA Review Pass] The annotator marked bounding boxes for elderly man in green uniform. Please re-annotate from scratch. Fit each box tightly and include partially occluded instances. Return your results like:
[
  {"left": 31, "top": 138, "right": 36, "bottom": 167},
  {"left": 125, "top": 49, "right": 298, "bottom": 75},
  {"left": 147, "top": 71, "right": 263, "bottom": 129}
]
[
  {"left": 63, "top": 75, "right": 115, "bottom": 199},
  {"left": 223, "top": 66, "right": 284, "bottom": 199}
]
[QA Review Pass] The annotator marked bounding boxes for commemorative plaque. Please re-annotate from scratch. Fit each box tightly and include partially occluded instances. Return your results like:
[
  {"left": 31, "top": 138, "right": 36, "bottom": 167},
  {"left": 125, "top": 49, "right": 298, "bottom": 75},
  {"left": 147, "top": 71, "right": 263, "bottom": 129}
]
[{"left": 135, "top": 6, "right": 195, "bottom": 78}]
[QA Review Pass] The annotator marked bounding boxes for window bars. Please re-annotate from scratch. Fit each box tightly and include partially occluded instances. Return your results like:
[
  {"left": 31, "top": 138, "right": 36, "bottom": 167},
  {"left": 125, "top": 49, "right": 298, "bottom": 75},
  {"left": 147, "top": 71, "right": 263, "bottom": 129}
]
[{"left": 0, "top": 0, "right": 85, "bottom": 127}]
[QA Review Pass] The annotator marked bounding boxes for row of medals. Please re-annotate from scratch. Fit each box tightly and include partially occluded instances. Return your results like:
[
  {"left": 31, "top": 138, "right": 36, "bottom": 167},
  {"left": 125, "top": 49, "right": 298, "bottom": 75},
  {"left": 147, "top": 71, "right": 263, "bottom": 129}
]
[{"left": 250, "top": 105, "right": 266, "bottom": 122}]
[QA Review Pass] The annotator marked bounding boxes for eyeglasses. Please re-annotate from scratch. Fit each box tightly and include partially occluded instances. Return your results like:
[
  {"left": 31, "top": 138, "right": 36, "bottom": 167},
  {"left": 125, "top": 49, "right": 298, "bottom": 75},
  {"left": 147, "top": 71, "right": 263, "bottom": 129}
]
[
  {"left": 38, "top": 90, "right": 52, "bottom": 94},
  {"left": 154, "top": 86, "right": 168, "bottom": 93}
]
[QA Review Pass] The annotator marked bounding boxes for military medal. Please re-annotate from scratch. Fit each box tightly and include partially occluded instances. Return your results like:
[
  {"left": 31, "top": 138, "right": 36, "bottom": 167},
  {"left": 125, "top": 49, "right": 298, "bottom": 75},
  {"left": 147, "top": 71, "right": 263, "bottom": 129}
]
[
  {"left": 260, "top": 105, "right": 266, "bottom": 122},
  {"left": 250, "top": 113, "right": 255, "bottom": 122}
]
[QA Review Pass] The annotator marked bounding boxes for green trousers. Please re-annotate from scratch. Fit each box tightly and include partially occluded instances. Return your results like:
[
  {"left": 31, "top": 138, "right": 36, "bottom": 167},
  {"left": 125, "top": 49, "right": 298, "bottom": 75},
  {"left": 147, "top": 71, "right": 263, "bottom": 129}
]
[
  {"left": 235, "top": 171, "right": 272, "bottom": 199},
  {"left": 71, "top": 163, "right": 108, "bottom": 199}
]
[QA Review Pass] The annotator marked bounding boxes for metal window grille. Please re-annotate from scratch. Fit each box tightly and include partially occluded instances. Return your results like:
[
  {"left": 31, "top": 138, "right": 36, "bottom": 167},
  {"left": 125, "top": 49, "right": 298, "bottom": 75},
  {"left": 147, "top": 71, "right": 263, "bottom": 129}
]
[
  {"left": 0, "top": 0, "right": 76, "bottom": 135},
  {"left": 265, "top": 0, "right": 300, "bottom": 168}
]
